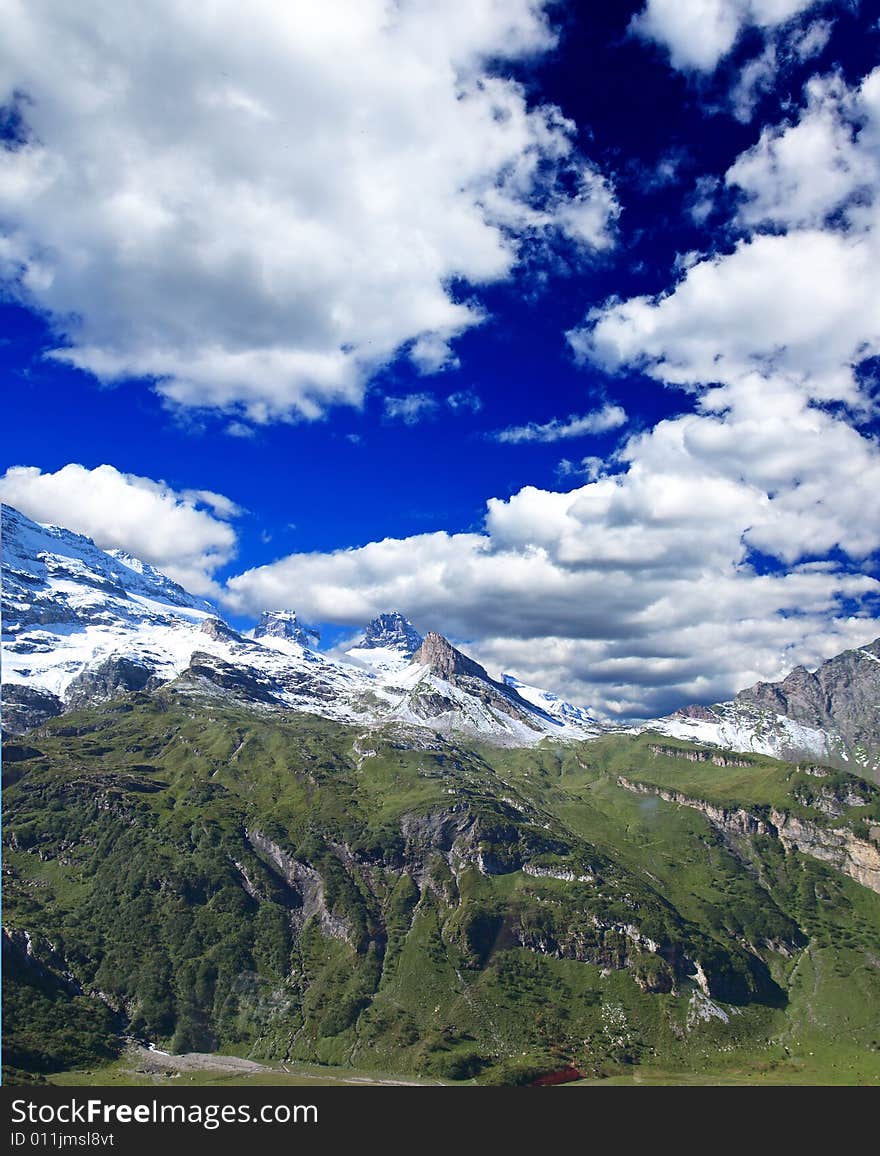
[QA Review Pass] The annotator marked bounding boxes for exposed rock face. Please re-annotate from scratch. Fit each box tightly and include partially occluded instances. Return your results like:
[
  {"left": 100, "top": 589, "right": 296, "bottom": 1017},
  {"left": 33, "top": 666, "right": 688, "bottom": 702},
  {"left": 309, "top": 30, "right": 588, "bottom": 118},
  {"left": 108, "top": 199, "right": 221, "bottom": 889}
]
[
  {"left": 412, "top": 631, "right": 490, "bottom": 682},
  {"left": 2, "top": 683, "right": 64, "bottom": 734},
  {"left": 183, "top": 652, "right": 284, "bottom": 705},
  {"left": 64, "top": 657, "right": 160, "bottom": 712},
  {"left": 411, "top": 632, "right": 546, "bottom": 731},
  {"left": 736, "top": 639, "right": 880, "bottom": 760},
  {"left": 360, "top": 611, "right": 422, "bottom": 656},
  {"left": 675, "top": 704, "right": 721, "bottom": 722},
  {"left": 618, "top": 777, "right": 770, "bottom": 838},
  {"left": 252, "top": 610, "right": 320, "bottom": 648},
  {"left": 617, "top": 776, "right": 880, "bottom": 895},
  {"left": 647, "top": 743, "right": 752, "bottom": 768},
  {"left": 769, "top": 809, "right": 880, "bottom": 894},
  {"left": 200, "top": 617, "right": 247, "bottom": 644},
  {"left": 247, "top": 829, "right": 351, "bottom": 942},
  {"left": 650, "top": 638, "right": 880, "bottom": 779}
]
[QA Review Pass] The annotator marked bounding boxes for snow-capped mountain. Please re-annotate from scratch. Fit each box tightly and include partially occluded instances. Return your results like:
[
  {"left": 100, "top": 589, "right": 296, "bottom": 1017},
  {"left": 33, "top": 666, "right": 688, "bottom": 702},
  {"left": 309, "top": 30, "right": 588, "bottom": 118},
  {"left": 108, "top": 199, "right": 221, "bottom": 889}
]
[
  {"left": 250, "top": 609, "right": 320, "bottom": 649},
  {"left": 1, "top": 505, "right": 598, "bottom": 745},
  {"left": 5, "top": 504, "right": 877, "bottom": 763},
  {"left": 502, "top": 674, "right": 603, "bottom": 735},
  {"left": 2, "top": 503, "right": 214, "bottom": 730},
  {"left": 644, "top": 640, "right": 880, "bottom": 780},
  {"left": 344, "top": 611, "right": 423, "bottom": 672}
]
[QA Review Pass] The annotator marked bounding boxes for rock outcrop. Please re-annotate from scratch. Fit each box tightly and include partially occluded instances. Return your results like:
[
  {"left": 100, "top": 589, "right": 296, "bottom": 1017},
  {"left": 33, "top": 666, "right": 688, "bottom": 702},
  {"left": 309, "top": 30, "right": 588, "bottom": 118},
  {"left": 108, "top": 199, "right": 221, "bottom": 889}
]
[
  {"left": 2, "top": 683, "right": 64, "bottom": 734},
  {"left": 617, "top": 776, "right": 880, "bottom": 895},
  {"left": 64, "top": 656, "right": 160, "bottom": 711}
]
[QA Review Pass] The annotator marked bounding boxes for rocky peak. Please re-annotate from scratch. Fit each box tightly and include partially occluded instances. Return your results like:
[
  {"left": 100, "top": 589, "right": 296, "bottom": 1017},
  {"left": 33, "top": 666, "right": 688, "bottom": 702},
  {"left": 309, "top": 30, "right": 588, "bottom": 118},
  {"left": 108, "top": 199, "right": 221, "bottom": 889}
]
[
  {"left": 360, "top": 611, "right": 423, "bottom": 656},
  {"left": 412, "top": 631, "right": 490, "bottom": 682},
  {"left": 200, "top": 617, "right": 245, "bottom": 643},
  {"left": 253, "top": 610, "right": 320, "bottom": 648},
  {"left": 735, "top": 638, "right": 880, "bottom": 738}
]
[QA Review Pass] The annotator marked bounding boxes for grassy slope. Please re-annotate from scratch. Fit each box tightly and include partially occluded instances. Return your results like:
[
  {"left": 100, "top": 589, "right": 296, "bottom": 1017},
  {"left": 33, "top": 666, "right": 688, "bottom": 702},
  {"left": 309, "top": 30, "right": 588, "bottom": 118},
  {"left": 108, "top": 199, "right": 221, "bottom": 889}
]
[{"left": 4, "top": 696, "right": 880, "bottom": 1085}]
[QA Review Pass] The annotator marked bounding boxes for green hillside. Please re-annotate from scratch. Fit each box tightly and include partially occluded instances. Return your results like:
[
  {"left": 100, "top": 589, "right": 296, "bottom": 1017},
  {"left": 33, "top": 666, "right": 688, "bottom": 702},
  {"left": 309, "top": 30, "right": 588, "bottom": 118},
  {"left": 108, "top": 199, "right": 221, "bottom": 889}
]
[{"left": 4, "top": 692, "right": 880, "bottom": 1085}]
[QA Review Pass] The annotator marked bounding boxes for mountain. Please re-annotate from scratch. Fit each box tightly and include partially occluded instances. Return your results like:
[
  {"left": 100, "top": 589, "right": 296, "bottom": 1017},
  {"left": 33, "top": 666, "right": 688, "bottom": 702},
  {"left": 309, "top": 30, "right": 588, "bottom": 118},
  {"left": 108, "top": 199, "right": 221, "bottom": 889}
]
[
  {"left": 3, "top": 503, "right": 880, "bottom": 1086},
  {"left": 502, "top": 673, "right": 602, "bottom": 732},
  {"left": 646, "top": 640, "right": 880, "bottom": 781},
  {"left": 251, "top": 609, "right": 320, "bottom": 648},
  {"left": 1, "top": 503, "right": 213, "bottom": 731},
  {"left": 0, "top": 505, "right": 596, "bottom": 745},
  {"left": 359, "top": 611, "right": 423, "bottom": 655},
  {"left": 344, "top": 611, "right": 423, "bottom": 672},
  {"left": 394, "top": 631, "right": 604, "bottom": 741}
]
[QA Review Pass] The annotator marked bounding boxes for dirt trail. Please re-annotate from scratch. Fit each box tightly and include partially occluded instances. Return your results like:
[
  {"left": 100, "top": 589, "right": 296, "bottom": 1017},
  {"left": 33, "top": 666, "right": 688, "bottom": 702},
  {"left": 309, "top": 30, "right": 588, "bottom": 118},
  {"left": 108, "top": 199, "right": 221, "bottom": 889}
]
[
  {"left": 126, "top": 1044, "right": 430, "bottom": 1085},
  {"left": 129, "top": 1045, "right": 269, "bottom": 1074}
]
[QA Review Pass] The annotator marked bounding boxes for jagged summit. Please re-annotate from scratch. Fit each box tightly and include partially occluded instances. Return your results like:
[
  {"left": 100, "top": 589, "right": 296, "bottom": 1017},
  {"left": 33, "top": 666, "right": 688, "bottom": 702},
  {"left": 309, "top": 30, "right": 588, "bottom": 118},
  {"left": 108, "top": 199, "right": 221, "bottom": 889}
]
[
  {"left": 647, "top": 637, "right": 880, "bottom": 779},
  {"left": 359, "top": 611, "right": 423, "bottom": 656},
  {"left": 0, "top": 505, "right": 604, "bottom": 745},
  {"left": 252, "top": 609, "right": 320, "bottom": 648},
  {"left": 411, "top": 631, "right": 488, "bottom": 681}
]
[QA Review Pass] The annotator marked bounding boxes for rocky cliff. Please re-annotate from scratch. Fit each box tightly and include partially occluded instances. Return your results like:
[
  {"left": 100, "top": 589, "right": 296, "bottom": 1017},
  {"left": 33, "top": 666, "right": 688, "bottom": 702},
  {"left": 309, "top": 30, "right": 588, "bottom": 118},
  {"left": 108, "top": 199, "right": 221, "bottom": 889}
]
[{"left": 617, "top": 776, "right": 880, "bottom": 895}]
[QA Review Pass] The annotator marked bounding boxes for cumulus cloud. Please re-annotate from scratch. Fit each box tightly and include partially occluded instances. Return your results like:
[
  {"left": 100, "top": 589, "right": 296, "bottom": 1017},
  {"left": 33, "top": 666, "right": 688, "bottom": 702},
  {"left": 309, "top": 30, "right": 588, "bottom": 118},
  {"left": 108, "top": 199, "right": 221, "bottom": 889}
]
[
  {"left": 224, "top": 385, "right": 880, "bottom": 716},
  {"left": 224, "top": 67, "right": 880, "bottom": 719},
  {"left": 573, "top": 66, "right": 880, "bottom": 409},
  {"left": 0, "top": 0, "right": 616, "bottom": 424},
  {"left": 727, "top": 70, "right": 878, "bottom": 228},
  {"left": 494, "top": 404, "right": 627, "bottom": 444},
  {"left": 224, "top": 365, "right": 880, "bottom": 717},
  {"left": 573, "top": 226, "right": 879, "bottom": 404},
  {"left": 0, "top": 463, "right": 238, "bottom": 594},
  {"left": 631, "top": 0, "right": 823, "bottom": 72}
]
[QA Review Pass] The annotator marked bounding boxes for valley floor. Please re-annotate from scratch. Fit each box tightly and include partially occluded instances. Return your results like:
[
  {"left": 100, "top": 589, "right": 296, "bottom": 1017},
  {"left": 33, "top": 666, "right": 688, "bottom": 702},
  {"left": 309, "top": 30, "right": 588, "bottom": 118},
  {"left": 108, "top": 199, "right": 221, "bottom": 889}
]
[{"left": 45, "top": 1043, "right": 880, "bottom": 1087}]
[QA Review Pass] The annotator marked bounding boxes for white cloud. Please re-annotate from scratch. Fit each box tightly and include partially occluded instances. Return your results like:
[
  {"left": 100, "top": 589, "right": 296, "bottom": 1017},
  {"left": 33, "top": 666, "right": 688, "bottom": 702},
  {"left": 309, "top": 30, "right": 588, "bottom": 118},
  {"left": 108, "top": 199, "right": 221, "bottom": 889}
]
[
  {"left": 410, "top": 334, "right": 461, "bottom": 375},
  {"left": 729, "top": 18, "right": 832, "bottom": 122},
  {"left": 446, "top": 390, "right": 483, "bottom": 414},
  {"left": 383, "top": 393, "right": 439, "bottom": 425},
  {"left": 223, "top": 399, "right": 880, "bottom": 717},
  {"left": 556, "top": 456, "right": 607, "bottom": 482},
  {"left": 383, "top": 389, "right": 485, "bottom": 424},
  {"left": 224, "top": 66, "right": 880, "bottom": 719},
  {"left": 729, "top": 41, "right": 778, "bottom": 122},
  {"left": 790, "top": 17, "right": 833, "bottom": 60},
  {"left": 687, "top": 175, "right": 721, "bottom": 225},
  {"left": 0, "top": 463, "right": 238, "bottom": 594},
  {"left": 0, "top": 0, "right": 616, "bottom": 424},
  {"left": 223, "top": 368, "right": 880, "bottom": 718},
  {"left": 574, "top": 67, "right": 880, "bottom": 410},
  {"left": 574, "top": 225, "right": 879, "bottom": 405},
  {"left": 727, "top": 70, "right": 878, "bottom": 227},
  {"left": 494, "top": 403, "right": 627, "bottom": 444},
  {"left": 631, "top": 0, "right": 823, "bottom": 72}
]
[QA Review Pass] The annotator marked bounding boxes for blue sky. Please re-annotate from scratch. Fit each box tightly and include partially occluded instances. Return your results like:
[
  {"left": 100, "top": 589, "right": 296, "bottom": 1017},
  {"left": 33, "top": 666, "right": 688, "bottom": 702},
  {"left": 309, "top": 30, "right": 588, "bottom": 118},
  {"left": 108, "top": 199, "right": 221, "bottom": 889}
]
[{"left": 2, "top": 1, "right": 879, "bottom": 719}]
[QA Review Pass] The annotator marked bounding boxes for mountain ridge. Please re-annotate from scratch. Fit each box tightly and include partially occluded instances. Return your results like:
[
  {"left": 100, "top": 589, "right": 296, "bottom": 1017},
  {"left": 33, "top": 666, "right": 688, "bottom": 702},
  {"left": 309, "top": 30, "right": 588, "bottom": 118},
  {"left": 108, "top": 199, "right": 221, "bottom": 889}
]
[
  {"left": 3, "top": 502, "right": 877, "bottom": 768},
  {"left": 0, "top": 504, "right": 596, "bottom": 745},
  {"left": 647, "top": 639, "right": 880, "bottom": 781}
]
